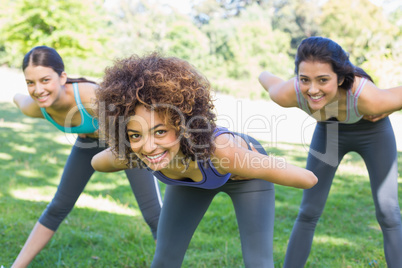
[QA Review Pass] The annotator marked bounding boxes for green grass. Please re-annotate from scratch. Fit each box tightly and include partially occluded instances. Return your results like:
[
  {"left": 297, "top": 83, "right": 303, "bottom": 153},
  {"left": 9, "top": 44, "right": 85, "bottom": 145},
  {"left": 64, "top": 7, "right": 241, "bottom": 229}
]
[{"left": 1, "top": 102, "right": 401, "bottom": 267}]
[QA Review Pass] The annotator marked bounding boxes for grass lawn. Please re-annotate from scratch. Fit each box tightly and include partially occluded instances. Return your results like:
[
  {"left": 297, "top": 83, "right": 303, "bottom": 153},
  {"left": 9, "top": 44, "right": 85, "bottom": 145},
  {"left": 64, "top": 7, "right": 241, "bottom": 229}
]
[{"left": 1, "top": 101, "right": 401, "bottom": 267}]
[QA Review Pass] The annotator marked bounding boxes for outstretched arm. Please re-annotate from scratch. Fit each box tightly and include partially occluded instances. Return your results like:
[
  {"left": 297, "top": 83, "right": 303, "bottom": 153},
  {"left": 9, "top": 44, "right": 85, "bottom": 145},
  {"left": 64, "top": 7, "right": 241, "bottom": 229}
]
[
  {"left": 91, "top": 148, "right": 132, "bottom": 172},
  {"left": 13, "top": 94, "right": 43, "bottom": 118},
  {"left": 358, "top": 79, "right": 402, "bottom": 115},
  {"left": 213, "top": 135, "right": 317, "bottom": 189},
  {"left": 258, "top": 71, "right": 299, "bottom": 108}
]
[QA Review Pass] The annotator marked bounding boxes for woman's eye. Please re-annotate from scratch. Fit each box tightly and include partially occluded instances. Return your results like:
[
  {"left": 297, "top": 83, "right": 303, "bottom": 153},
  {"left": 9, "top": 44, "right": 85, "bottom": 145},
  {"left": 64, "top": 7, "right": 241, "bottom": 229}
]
[
  {"left": 26, "top": 81, "right": 33, "bottom": 86},
  {"left": 320, "top": 79, "right": 328, "bottom": 83},
  {"left": 129, "top": 134, "right": 141, "bottom": 140},
  {"left": 155, "top": 130, "right": 167, "bottom": 136},
  {"left": 300, "top": 78, "right": 308, "bottom": 83}
]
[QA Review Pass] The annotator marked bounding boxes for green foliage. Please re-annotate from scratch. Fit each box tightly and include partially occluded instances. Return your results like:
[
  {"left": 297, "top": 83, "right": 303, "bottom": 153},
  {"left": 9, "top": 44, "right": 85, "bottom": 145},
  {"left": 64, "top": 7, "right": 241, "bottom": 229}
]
[
  {"left": 319, "top": 0, "right": 399, "bottom": 65},
  {"left": 226, "top": 4, "right": 294, "bottom": 80},
  {"left": 388, "top": 5, "right": 402, "bottom": 31},
  {"left": 105, "top": 0, "right": 172, "bottom": 57},
  {"left": 361, "top": 54, "right": 402, "bottom": 88},
  {"left": 271, "top": 0, "right": 322, "bottom": 51},
  {"left": 317, "top": 0, "right": 402, "bottom": 88},
  {"left": 0, "top": 0, "right": 109, "bottom": 71},
  {"left": 164, "top": 21, "right": 210, "bottom": 70},
  {"left": 0, "top": 0, "right": 401, "bottom": 98},
  {"left": 199, "top": 18, "right": 237, "bottom": 78}
]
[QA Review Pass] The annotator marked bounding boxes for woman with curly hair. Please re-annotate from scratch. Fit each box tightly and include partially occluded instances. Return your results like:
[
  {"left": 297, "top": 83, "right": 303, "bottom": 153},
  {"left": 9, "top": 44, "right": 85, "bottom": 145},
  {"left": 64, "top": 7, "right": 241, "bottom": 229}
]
[
  {"left": 92, "top": 52, "right": 317, "bottom": 267},
  {"left": 12, "top": 46, "right": 162, "bottom": 267}
]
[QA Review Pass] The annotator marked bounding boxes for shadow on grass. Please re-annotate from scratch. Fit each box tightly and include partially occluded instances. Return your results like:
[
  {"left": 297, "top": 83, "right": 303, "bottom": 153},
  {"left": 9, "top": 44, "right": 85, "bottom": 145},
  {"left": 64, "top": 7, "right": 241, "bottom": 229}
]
[
  {"left": 0, "top": 102, "right": 164, "bottom": 204},
  {"left": 263, "top": 140, "right": 402, "bottom": 267},
  {"left": 0, "top": 197, "right": 155, "bottom": 267},
  {"left": 1, "top": 102, "right": 402, "bottom": 267},
  {"left": 0, "top": 102, "right": 249, "bottom": 267}
]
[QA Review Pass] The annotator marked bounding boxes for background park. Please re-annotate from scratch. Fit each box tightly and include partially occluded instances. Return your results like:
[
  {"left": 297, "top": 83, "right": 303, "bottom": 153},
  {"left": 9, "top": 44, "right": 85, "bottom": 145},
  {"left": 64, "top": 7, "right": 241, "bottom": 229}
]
[{"left": 0, "top": 0, "right": 402, "bottom": 267}]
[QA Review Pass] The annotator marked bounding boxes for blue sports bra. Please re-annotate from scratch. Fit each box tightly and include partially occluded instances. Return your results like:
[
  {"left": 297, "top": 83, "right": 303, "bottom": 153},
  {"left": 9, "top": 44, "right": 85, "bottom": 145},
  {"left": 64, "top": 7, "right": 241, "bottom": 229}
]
[
  {"left": 294, "top": 77, "right": 368, "bottom": 124},
  {"left": 40, "top": 83, "right": 99, "bottom": 133},
  {"left": 150, "top": 127, "right": 233, "bottom": 189}
]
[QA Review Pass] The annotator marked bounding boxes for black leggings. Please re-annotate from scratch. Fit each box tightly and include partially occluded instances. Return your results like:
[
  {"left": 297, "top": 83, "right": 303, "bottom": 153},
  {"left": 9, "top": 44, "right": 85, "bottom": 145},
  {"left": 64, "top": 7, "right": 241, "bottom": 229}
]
[
  {"left": 284, "top": 117, "right": 402, "bottom": 267},
  {"left": 151, "top": 133, "right": 275, "bottom": 268},
  {"left": 38, "top": 137, "right": 162, "bottom": 239}
]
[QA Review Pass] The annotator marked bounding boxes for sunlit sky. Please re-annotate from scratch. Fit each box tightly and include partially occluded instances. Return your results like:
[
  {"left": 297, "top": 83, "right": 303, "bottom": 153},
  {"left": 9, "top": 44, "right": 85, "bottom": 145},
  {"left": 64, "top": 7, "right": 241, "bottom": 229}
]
[
  {"left": 105, "top": 0, "right": 400, "bottom": 15},
  {"left": 158, "top": 0, "right": 192, "bottom": 14},
  {"left": 370, "top": 0, "right": 401, "bottom": 12},
  {"left": 154, "top": 0, "right": 402, "bottom": 13}
]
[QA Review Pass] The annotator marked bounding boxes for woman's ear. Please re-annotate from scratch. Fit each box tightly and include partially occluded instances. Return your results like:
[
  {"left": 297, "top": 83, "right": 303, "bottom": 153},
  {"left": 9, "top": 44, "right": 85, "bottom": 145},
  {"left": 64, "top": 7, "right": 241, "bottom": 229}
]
[
  {"left": 338, "top": 76, "right": 345, "bottom": 86},
  {"left": 60, "top": 71, "right": 67, "bottom": 85}
]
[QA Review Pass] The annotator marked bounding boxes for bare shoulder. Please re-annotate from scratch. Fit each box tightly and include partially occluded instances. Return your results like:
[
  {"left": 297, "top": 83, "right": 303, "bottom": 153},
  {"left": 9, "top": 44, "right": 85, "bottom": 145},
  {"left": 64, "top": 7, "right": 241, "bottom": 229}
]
[
  {"left": 76, "top": 82, "right": 98, "bottom": 104},
  {"left": 73, "top": 82, "right": 98, "bottom": 115},
  {"left": 13, "top": 94, "right": 43, "bottom": 118},
  {"left": 214, "top": 133, "right": 238, "bottom": 149},
  {"left": 350, "top": 76, "right": 366, "bottom": 94},
  {"left": 213, "top": 133, "right": 247, "bottom": 159}
]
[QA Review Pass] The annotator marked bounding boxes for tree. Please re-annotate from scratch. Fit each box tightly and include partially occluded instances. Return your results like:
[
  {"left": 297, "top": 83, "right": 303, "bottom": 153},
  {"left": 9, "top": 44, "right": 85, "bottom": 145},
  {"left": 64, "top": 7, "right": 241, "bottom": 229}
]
[
  {"left": 164, "top": 22, "right": 210, "bottom": 69},
  {"left": 107, "top": 0, "right": 180, "bottom": 55},
  {"left": 271, "top": 0, "right": 322, "bottom": 53},
  {"left": 0, "top": 0, "right": 109, "bottom": 74},
  {"left": 191, "top": 0, "right": 264, "bottom": 26},
  {"left": 188, "top": 1, "right": 294, "bottom": 99},
  {"left": 319, "top": 0, "right": 399, "bottom": 65}
]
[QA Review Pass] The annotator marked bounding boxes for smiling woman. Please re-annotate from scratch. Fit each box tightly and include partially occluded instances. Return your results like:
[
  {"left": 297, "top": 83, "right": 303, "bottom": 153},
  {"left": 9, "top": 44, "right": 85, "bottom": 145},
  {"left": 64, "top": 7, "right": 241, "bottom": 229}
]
[
  {"left": 11, "top": 46, "right": 162, "bottom": 268},
  {"left": 258, "top": 36, "right": 402, "bottom": 268},
  {"left": 92, "top": 52, "right": 317, "bottom": 267}
]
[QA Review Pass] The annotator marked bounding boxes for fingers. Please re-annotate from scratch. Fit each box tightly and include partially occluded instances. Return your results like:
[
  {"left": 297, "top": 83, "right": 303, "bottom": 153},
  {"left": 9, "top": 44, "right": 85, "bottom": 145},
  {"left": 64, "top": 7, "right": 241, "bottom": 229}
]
[
  {"left": 249, "top": 142, "right": 259, "bottom": 153},
  {"left": 363, "top": 113, "right": 390, "bottom": 122}
]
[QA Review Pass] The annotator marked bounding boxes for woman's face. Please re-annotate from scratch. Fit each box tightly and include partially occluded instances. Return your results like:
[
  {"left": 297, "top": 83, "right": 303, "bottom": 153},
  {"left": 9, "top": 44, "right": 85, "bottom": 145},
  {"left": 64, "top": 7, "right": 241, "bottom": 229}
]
[
  {"left": 24, "top": 65, "right": 66, "bottom": 108},
  {"left": 298, "top": 61, "right": 340, "bottom": 112},
  {"left": 127, "top": 105, "right": 181, "bottom": 171}
]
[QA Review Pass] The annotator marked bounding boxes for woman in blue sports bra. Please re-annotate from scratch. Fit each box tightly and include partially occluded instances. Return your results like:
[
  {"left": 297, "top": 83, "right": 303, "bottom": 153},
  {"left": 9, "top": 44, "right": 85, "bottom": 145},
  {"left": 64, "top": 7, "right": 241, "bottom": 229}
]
[
  {"left": 91, "top": 52, "right": 318, "bottom": 267},
  {"left": 12, "top": 46, "right": 162, "bottom": 267},
  {"left": 259, "top": 36, "right": 402, "bottom": 267}
]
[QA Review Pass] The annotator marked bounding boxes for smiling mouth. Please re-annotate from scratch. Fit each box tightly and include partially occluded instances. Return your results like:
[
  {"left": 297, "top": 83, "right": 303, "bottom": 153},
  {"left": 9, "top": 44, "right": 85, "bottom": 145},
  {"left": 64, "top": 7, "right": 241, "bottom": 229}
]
[
  {"left": 36, "top": 94, "right": 50, "bottom": 102},
  {"left": 143, "top": 151, "right": 168, "bottom": 163},
  {"left": 309, "top": 94, "right": 324, "bottom": 101}
]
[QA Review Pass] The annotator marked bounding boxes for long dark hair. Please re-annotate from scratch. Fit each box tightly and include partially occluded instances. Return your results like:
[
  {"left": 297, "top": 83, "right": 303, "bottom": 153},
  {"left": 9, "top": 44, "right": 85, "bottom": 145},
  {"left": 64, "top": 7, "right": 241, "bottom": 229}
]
[
  {"left": 22, "top": 46, "right": 96, "bottom": 84},
  {"left": 294, "top": 37, "right": 373, "bottom": 90}
]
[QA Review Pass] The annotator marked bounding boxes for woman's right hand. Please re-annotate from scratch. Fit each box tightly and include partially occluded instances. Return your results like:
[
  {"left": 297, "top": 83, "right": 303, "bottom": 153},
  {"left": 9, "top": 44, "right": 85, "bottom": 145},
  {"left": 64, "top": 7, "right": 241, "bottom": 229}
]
[{"left": 91, "top": 148, "right": 130, "bottom": 172}]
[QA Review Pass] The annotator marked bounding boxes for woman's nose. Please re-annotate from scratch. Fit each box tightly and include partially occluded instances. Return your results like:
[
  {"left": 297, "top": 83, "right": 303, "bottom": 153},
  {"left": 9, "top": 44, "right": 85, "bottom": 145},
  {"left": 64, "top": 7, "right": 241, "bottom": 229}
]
[
  {"left": 34, "top": 84, "right": 45, "bottom": 95},
  {"left": 308, "top": 83, "right": 319, "bottom": 94},
  {"left": 142, "top": 136, "right": 157, "bottom": 153}
]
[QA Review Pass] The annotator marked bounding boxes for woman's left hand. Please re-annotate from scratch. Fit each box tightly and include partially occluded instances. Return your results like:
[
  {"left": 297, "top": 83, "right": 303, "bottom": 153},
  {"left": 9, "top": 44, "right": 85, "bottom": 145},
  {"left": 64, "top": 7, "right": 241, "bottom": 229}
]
[{"left": 363, "top": 112, "right": 392, "bottom": 122}]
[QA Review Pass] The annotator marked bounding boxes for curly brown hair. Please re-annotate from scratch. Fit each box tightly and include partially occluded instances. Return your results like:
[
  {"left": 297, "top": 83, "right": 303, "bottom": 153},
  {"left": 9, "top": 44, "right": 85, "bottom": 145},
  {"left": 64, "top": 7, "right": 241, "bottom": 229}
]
[{"left": 96, "top": 52, "right": 217, "bottom": 167}]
